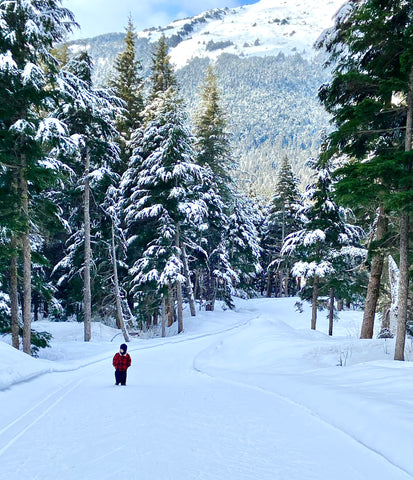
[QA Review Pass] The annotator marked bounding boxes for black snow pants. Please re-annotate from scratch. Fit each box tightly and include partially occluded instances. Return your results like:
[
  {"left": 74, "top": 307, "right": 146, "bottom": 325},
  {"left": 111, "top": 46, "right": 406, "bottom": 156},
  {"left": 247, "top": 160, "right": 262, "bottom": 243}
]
[{"left": 115, "top": 370, "right": 127, "bottom": 385}]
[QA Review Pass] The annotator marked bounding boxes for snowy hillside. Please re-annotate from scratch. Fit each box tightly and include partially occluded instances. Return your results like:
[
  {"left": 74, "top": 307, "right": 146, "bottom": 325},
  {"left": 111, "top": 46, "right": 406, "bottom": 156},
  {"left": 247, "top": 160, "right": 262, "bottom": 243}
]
[
  {"left": 67, "top": 0, "right": 345, "bottom": 194},
  {"left": 1, "top": 298, "right": 412, "bottom": 479},
  {"left": 139, "top": 0, "right": 344, "bottom": 68}
]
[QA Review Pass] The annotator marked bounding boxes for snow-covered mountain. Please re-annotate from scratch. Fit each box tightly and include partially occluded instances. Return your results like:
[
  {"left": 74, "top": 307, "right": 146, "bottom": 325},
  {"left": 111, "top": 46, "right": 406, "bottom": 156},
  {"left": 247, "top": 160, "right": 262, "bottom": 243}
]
[
  {"left": 69, "top": 0, "right": 345, "bottom": 194},
  {"left": 139, "top": 0, "right": 344, "bottom": 69}
]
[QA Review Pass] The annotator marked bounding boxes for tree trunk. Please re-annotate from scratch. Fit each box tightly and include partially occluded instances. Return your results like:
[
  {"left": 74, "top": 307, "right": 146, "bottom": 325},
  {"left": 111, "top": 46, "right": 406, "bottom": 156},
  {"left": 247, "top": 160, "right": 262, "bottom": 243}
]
[
  {"left": 167, "top": 286, "right": 174, "bottom": 327},
  {"left": 311, "top": 276, "right": 319, "bottom": 330},
  {"left": 205, "top": 266, "right": 216, "bottom": 311},
  {"left": 266, "top": 270, "right": 272, "bottom": 297},
  {"left": 111, "top": 222, "right": 129, "bottom": 342},
  {"left": 388, "top": 255, "right": 400, "bottom": 334},
  {"left": 20, "top": 160, "right": 31, "bottom": 355},
  {"left": 360, "top": 206, "right": 388, "bottom": 338},
  {"left": 328, "top": 288, "right": 334, "bottom": 336},
  {"left": 10, "top": 244, "right": 19, "bottom": 350},
  {"left": 395, "top": 65, "right": 413, "bottom": 361},
  {"left": 395, "top": 213, "right": 409, "bottom": 360},
  {"left": 176, "top": 280, "right": 183, "bottom": 334},
  {"left": 284, "top": 271, "right": 290, "bottom": 297},
  {"left": 182, "top": 245, "right": 196, "bottom": 317},
  {"left": 176, "top": 226, "right": 183, "bottom": 333},
  {"left": 10, "top": 175, "right": 19, "bottom": 349},
  {"left": 161, "top": 296, "right": 166, "bottom": 338},
  {"left": 83, "top": 148, "right": 92, "bottom": 342}
]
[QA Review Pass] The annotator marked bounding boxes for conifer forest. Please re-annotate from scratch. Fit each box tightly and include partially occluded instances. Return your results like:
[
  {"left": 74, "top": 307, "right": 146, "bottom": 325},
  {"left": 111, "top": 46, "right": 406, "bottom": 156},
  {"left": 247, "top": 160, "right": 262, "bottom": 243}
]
[{"left": 1, "top": 0, "right": 413, "bottom": 363}]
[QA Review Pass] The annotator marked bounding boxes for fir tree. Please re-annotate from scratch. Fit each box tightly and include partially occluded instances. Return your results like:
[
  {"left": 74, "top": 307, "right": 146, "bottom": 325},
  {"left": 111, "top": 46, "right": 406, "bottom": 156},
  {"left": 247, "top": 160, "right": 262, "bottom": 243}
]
[
  {"left": 0, "top": 0, "right": 77, "bottom": 353},
  {"left": 261, "top": 156, "right": 302, "bottom": 297},
  {"left": 108, "top": 16, "right": 144, "bottom": 173},
  {"left": 282, "top": 160, "right": 365, "bottom": 331},
  {"left": 192, "top": 66, "right": 235, "bottom": 310},
  {"left": 227, "top": 194, "right": 262, "bottom": 299},
  {"left": 317, "top": 0, "right": 413, "bottom": 358},
  {"left": 54, "top": 51, "right": 122, "bottom": 340},
  {"left": 121, "top": 87, "right": 205, "bottom": 331},
  {"left": 149, "top": 35, "right": 177, "bottom": 99},
  {"left": 194, "top": 66, "right": 234, "bottom": 196}
]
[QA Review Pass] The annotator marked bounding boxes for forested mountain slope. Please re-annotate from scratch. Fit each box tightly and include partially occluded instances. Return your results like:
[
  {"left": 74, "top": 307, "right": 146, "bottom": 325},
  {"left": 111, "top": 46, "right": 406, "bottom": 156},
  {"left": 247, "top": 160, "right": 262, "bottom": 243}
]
[{"left": 69, "top": 0, "right": 343, "bottom": 194}]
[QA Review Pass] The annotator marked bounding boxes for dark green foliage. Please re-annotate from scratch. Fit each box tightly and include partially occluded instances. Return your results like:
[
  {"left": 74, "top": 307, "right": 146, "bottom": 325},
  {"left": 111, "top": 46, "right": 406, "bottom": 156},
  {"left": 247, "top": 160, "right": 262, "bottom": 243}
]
[
  {"left": 108, "top": 17, "right": 144, "bottom": 174},
  {"left": 149, "top": 35, "right": 177, "bottom": 98},
  {"left": 30, "top": 330, "right": 53, "bottom": 357},
  {"left": 192, "top": 67, "right": 236, "bottom": 309},
  {"left": 282, "top": 159, "right": 366, "bottom": 305},
  {"left": 261, "top": 156, "right": 302, "bottom": 296},
  {"left": 51, "top": 51, "right": 122, "bottom": 321},
  {"left": 318, "top": 0, "right": 413, "bottom": 216}
]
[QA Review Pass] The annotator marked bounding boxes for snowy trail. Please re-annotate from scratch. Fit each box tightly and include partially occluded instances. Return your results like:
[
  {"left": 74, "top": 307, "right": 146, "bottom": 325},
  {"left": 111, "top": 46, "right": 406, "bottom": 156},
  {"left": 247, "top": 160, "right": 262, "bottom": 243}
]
[
  {"left": 194, "top": 350, "right": 412, "bottom": 479},
  {"left": 0, "top": 317, "right": 411, "bottom": 480}
]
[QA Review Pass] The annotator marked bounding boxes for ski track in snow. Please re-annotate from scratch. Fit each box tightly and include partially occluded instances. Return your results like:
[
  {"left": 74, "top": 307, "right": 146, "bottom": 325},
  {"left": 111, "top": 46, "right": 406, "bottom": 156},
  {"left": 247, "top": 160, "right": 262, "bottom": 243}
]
[
  {"left": 192, "top": 322, "right": 413, "bottom": 479},
  {"left": 0, "top": 319, "right": 252, "bottom": 443},
  {"left": 0, "top": 303, "right": 411, "bottom": 480},
  {"left": 0, "top": 377, "right": 85, "bottom": 457}
]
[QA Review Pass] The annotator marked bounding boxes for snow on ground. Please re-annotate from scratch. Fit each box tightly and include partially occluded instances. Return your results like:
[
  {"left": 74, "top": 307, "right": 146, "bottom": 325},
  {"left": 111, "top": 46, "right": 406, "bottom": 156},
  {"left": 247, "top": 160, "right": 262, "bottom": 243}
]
[{"left": 0, "top": 297, "right": 412, "bottom": 480}]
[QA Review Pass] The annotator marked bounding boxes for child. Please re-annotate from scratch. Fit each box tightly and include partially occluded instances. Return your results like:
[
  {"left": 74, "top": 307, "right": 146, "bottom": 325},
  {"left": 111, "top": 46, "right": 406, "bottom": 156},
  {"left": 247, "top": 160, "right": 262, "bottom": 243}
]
[{"left": 113, "top": 343, "right": 131, "bottom": 385}]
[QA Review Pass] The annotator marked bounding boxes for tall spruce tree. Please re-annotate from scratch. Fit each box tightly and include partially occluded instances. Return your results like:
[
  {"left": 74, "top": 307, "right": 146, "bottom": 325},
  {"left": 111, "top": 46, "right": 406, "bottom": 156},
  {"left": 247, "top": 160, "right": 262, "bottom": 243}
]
[
  {"left": 54, "top": 52, "right": 122, "bottom": 341},
  {"left": 193, "top": 66, "right": 235, "bottom": 310},
  {"left": 121, "top": 87, "right": 205, "bottom": 332},
  {"left": 149, "top": 35, "right": 176, "bottom": 100},
  {"left": 194, "top": 66, "right": 234, "bottom": 194},
  {"left": 108, "top": 16, "right": 144, "bottom": 174},
  {"left": 282, "top": 160, "right": 365, "bottom": 331},
  {"left": 317, "top": 0, "right": 413, "bottom": 358},
  {"left": 0, "top": 0, "right": 76, "bottom": 353},
  {"left": 120, "top": 36, "right": 205, "bottom": 331},
  {"left": 227, "top": 194, "right": 262, "bottom": 300},
  {"left": 261, "top": 156, "right": 302, "bottom": 297}
]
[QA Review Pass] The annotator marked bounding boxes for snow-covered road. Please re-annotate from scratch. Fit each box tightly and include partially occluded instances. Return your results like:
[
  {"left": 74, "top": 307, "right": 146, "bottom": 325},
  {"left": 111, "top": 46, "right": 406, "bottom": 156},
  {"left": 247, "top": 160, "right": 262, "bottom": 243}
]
[{"left": 0, "top": 298, "right": 412, "bottom": 480}]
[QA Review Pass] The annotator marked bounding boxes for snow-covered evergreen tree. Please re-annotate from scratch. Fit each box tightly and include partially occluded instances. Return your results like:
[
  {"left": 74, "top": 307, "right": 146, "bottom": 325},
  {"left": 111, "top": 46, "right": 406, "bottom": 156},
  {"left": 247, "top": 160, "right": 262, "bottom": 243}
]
[
  {"left": 192, "top": 66, "right": 236, "bottom": 311},
  {"left": 0, "top": 0, "right": 76, "bottom": 353},
  {"left": 227, "top": 194, "right": 262, "bottom": 300},
  {"left": 317, "top": 0, "right": 413, "bottom": 358},
  {"left": 281, "top": 159, "right": 366, "bottom": 331},
  {"left": 194, "top": 66, "right": 234, "bottom": 198},
  {"left": 149, "top": 34, "right": 177, "bottom": 99},
  {"left": 53, "top": 51, "right": 122, "bottom": 340},
  {"left": 121, "top": 86, "right": 205, "bottom": 331},
  {"left": 261, "top": 156, "right": 302, "bottom": 297},
  {"left": 108, "top": 16, "right": 144, "bottom": 174}
]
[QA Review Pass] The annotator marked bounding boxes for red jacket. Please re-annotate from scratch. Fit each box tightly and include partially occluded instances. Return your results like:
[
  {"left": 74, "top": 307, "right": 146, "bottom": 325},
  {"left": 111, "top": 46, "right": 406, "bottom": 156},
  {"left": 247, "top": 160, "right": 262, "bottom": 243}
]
[{"left": 113, "top": 352, "right": 131, "bottom": 371}]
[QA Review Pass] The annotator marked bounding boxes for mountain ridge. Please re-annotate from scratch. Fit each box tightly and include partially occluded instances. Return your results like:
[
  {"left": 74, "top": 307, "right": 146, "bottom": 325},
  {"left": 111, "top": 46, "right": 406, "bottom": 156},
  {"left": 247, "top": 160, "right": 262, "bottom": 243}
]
[
  {"left": 137, "top": 0, "right": 343, "bottom": 68},
  {"left": 68, "top": 0, "right": 343, "bottom": 195}
]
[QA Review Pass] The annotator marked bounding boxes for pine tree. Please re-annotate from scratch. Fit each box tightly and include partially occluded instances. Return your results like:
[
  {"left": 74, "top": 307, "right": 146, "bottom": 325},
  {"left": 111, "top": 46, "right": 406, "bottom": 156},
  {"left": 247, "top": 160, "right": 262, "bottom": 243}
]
[
  {"left": 282, "top": 160, "right": 365, "bottom": 331},
  {"left": 194, "top": 66, "right": 234, "bottom": 197},
  {"left": 54, "top": 51, "right": 122, "bottom": 341},
  {"left": 192, "top": 66, "right": 236, "bottom": 310},
  {"left": 121, "top": 87, "right": 205, "bottom": 331},
  {"left": 317, "top": 0, "right": 413, "bottom": 358},
  {"left": 102, "top": 186, "right": 130, "bottom": 341},
  {"left": 227, "top": 194, "right": 262, "bottom": 299},
  {"left": 0, "top": 0, "right": 76, "bottom": 353},
  {"left": 108, "top": 16, "right": 144, "bottom": 173},
  {"left": 261, "top": 156, "right": 302, "bottom": 297},
  {"left": 149, "top": 35, "right": 177, "bottom": 99}
]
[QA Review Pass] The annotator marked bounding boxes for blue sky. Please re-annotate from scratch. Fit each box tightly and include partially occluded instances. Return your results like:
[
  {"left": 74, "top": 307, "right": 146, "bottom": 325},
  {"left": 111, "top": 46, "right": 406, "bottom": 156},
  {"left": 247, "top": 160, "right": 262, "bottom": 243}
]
[{"left": 62, "top": 0, "right": 258, "bottom": 40}]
